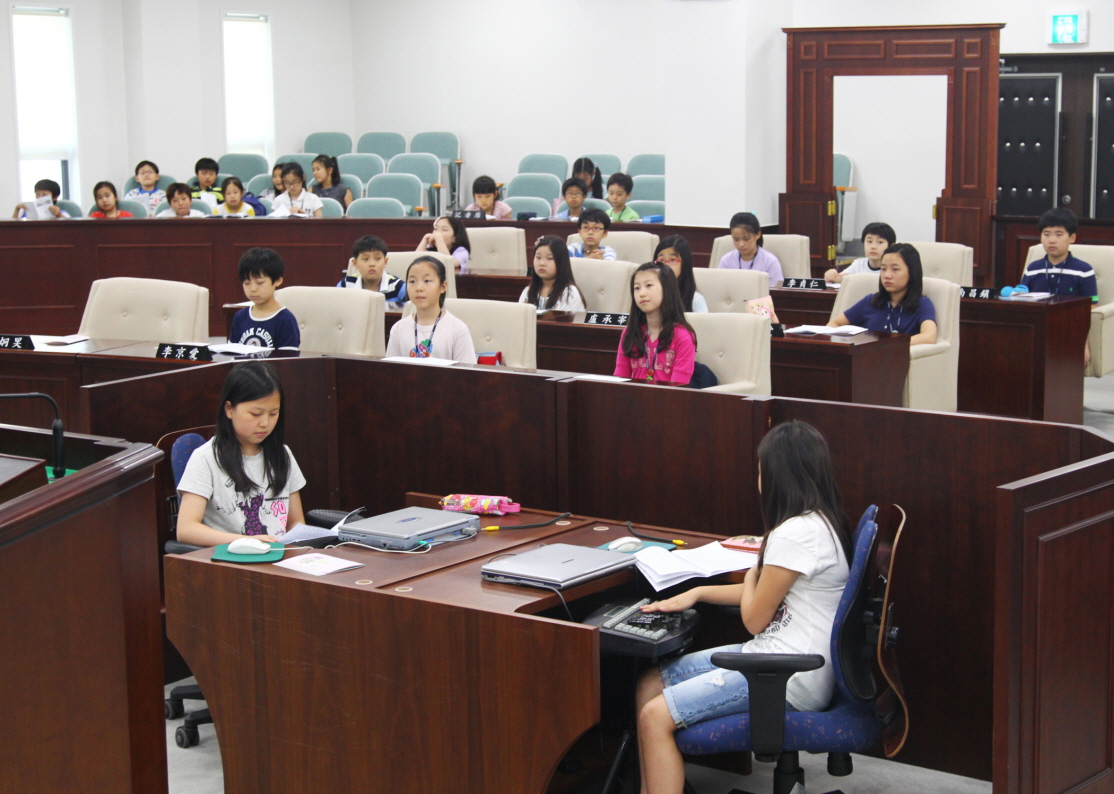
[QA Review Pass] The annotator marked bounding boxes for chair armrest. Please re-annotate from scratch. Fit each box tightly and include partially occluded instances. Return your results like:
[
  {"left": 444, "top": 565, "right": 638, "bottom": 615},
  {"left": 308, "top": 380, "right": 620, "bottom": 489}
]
[
  {"left": 164, "top": 540, "right": 203, "bottom": 555},
  {"left": 711, "top": 652, "right": 824, "bottom": 760},
  {"left": 1092, "top": 302, "right": 1114, "bottom": 320},
  {"left": 306, "top": 508, "right": 360, "bottom": 528},
  {"left": 909, "top": 341, "right": 950, "bottom": 360}
]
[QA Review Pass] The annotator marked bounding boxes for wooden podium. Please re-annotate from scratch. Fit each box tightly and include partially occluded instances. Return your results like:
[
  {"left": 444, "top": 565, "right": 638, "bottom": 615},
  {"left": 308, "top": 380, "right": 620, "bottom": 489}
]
[{"left": 0, "top": 425, "right": 165, "bottom": 794}]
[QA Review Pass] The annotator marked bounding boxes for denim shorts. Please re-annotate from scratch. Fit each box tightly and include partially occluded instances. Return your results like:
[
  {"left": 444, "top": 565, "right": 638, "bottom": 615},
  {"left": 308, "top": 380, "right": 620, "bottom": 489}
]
[{"left": 659, "top": 644, "right": 751, "bottom": 729}]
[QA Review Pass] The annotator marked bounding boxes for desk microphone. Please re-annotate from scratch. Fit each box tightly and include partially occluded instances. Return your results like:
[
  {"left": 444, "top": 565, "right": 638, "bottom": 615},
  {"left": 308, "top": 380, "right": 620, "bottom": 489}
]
[{"left": 0, "top": 392, "right": 65, "bottom": 479}]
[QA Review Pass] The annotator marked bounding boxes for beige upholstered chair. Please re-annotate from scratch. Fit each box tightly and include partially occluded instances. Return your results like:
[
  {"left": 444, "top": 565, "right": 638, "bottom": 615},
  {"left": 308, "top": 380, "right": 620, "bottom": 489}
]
[
  {"left": 830, "top": 273, "right": 960, "bottom": 411},
  {"left": 385, "top": 251, "right": 457, "bottom": 300},
  {"left": 276, "top": 286, "right": 384, "bottom": 357},
  {"left": 692, "top": 268, "right": 770, "bottom": 312},
  {"left": 907, "top": 241, "right": 973, "bottom": 285},
  {"left": 443, "top": 298, "right": 536, "bottom": 369},
  {"left": 709, "top": 234, "right": 811, "bottom": 281},
  {"left": 467, "top": 227, "right": 528, "bottom": 275},
  {"left": 686, "top": 312, "right": 771, "bottom": 395},
  {"left": 1025, "top": 243, "right": 1114, "bottom": 377},
  {"left": 566, "top": 231, "right": 659, "bottom": 264},
  {"left": 570, "top": 259, "right": 638, "bottom": 313},
  {"left": 78, "top": 277, "right": 209, "bottom": 342}
]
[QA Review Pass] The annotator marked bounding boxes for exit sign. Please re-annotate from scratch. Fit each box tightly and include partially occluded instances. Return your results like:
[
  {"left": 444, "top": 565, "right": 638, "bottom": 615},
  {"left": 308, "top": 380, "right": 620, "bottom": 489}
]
[{"left": 1049, "top": 12, "right": 1089, "bottom": 44}]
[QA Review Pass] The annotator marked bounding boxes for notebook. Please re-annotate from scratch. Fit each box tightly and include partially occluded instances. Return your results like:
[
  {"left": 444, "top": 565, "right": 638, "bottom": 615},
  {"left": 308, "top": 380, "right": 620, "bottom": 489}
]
[{"left": 481, "top": 543, "right": 636, "bottom": 590}]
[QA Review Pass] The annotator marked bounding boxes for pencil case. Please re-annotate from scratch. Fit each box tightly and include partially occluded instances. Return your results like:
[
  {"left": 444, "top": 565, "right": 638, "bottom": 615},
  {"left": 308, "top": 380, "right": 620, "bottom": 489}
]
[{"left": 440, "top": 494, "right": 521, "bottom": 515}]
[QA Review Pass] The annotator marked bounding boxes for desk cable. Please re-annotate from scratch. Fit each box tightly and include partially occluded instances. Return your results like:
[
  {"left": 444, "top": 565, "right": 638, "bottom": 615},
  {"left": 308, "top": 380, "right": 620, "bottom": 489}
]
[
  {"left": 481, "top": 512, "right": 573, "bottom": 531},
  {"left": 624, "top": 520, "right": 687, "bottom": 547}
]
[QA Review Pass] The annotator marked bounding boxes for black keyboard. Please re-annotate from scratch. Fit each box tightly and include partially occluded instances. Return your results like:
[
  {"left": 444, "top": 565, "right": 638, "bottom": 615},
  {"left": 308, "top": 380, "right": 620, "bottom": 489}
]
[{"left": 581, "top": 597, "right": 701, "bottom": 660}]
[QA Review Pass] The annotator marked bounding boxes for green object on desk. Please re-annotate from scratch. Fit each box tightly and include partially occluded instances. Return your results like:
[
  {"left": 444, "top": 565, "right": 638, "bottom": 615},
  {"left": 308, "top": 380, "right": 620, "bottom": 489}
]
[
  {"left": 45, "top": 468, "right": 79, "bottom": 483},
  {"left": 596, "top": 539, "right": 675, "bottom": 553},
  {"left": 212, "top": 541, "right": 285, "bottom": 564}
]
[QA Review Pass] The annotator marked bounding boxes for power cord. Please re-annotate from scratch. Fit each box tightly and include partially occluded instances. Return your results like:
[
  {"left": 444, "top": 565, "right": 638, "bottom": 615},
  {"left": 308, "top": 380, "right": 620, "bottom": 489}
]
[{"left": 481, "top": 512, "right": 573, "bottom": 531}]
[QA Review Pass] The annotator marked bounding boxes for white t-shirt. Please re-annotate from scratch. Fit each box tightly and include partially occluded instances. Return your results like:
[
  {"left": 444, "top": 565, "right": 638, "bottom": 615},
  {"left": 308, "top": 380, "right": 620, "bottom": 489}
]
[
  {"left": 156, "top": 209, "right": 207, "bottom": 218},
  {"left": 177, "top": 438, "right": 306, "bottom": 538},
  {"left": 841, "top": 257, "right": 880, "bottom": 276},
  {"left": 692, "top": 291, "right": 709, "bottom": 313},
  {"left": 272, "top": 189, "right": 323, "bottom": 216},
  {"left": 742, "top": 511, "right": 849, "bottom": 711},
  {"left": 518, "top": 284, "right": 586, "bottom": 313},
  {"left": 214, "top": 202, "right": 255, "bottom": 217},
  {"left": 386, "top": 310, "right": 476, "bottom": 362}
]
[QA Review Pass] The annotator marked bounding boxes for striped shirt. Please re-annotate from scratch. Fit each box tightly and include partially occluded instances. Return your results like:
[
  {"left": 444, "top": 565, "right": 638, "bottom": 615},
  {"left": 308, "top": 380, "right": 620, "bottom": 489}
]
[{"left": 1020, "top": 253, "right": 1097, "bottom": 297}]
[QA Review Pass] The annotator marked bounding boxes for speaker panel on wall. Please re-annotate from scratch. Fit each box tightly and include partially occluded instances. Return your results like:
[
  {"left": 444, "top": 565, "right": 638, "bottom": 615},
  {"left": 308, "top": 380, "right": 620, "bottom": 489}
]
[{"left": 997, "top": 74, "right": 1061, "bottom": 216}]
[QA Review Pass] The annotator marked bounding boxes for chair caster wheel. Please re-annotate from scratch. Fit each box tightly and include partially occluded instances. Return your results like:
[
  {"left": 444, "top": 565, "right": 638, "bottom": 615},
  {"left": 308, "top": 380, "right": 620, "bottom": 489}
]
[
  {"left": 175, "top": 726, "right": 199, "bottom": 748},
  {"left": 165, "top": 699, "right": 184, "bottom": 720}
]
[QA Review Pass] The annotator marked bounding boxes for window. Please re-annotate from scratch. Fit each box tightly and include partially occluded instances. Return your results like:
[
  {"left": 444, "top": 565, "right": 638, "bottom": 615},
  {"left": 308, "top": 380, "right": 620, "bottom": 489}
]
[
  {"left": 10, "top": 7, "right": 79, "bottom": 201},
  {"left": 222, "top": 14, "right": 275, "bottom": 162}
]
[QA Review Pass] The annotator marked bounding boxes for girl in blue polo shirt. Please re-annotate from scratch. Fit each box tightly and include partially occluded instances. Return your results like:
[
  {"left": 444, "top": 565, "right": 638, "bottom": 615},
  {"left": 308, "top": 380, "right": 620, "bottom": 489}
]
[{"left": 830, "top": 242, "right": 938, "bottom": 345}]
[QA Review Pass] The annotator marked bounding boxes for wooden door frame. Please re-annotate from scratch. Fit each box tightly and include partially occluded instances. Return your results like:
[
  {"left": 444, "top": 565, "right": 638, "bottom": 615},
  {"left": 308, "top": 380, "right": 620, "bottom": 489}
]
[{"left": 780, "top": 24, "right": 1004, "bottom": 281}]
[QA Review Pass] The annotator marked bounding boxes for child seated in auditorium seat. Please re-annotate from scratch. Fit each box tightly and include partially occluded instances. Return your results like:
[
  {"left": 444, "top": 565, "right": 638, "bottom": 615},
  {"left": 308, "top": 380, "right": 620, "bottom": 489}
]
[
  {"left": 337, "top": 235, "right": 407, "bottom": 308},
  {"left": 192, "top": 157, "right": 224, "bottom": 209},
  {"left": 567, "top": 209, "right": 618, "bottom": 260},
  {"left": 229, "top": 248, "right": 301, "bottom": 350},
  {"left": 157, "top": 183, "right": 207, "bottom": 218},
  {"left": 465, "top": 175, "right": 512, "bottom": 220},
  {"left": 824, "top": 222, "right": 896, "bottom": 283},
  {"left": 124, "top": 160, "right": 166, "bottom": 216},
  {"left": 11, "top": 179, "right": 69, "bottom": 219},
  {"left": 606, "top": 173, "right": 640, "bottom": 223}
]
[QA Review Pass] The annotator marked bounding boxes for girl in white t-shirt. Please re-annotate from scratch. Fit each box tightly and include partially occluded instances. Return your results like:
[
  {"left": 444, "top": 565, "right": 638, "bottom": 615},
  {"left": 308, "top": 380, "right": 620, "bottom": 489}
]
[
  {"left": 385, "top": 256, "right": 476, "bottom": 362},
  {"left": 519, "top": 236, "right": 586, "bottom": 313},
  {"left": 271, "top": 162, "right": 323, "bottom": 217},
  {"left": 176, "top": 362, "right": 306, "bottom": 546},
  {"left": 634, "top": 420, "right": 852, "bottom": 794}
]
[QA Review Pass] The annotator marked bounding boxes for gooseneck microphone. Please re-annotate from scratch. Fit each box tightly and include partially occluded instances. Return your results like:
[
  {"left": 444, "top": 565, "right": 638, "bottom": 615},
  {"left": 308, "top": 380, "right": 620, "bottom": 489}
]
[{"left": 0, "top": 393, "right": 65, "bottom": 479}]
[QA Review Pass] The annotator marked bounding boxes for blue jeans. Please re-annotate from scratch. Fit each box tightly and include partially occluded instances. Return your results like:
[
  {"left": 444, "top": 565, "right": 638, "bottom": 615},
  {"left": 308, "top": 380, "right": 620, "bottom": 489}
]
[{"left": 659, "top": 644, "right": 751, "bottom": 729}]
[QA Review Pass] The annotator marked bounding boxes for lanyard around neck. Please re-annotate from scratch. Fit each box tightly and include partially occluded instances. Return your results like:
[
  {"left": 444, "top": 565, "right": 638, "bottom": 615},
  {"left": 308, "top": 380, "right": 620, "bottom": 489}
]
[{"left": 413, "top": 310, "right": 443, "bottom": 357}]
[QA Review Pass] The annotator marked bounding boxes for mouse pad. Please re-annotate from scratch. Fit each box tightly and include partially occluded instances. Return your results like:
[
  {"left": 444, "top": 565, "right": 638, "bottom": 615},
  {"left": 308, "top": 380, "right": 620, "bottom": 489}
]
[
  {"left": 213, "top": 541, "right": 285, "bottom": 564},
  {"left": 596, "top": 540, "right": 676, "bottom": 554}
]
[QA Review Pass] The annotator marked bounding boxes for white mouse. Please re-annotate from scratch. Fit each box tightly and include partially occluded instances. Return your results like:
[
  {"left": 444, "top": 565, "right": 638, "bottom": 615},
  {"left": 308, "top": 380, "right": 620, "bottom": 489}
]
[
  {"left": 228, "top": 537, "right": 272, "bottom": 555},
  {"left": 608, "top": 537, "right": 643, "bottom": 553}
]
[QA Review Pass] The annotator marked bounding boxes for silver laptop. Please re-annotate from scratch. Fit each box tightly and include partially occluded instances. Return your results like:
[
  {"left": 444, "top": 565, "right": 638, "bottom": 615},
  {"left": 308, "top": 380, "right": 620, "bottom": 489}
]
[
  {"left": 338, "top": 507, "right": 479, "bottom": 550},
  {"left": 481, "top": 543, "right": 636, "bottom": 590}
]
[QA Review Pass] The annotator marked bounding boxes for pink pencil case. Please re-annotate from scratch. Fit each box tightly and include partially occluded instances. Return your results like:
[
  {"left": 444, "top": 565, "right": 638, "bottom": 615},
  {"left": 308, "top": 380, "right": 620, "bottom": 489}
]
[{"left": 440, "top": 494, "right": 521, "bottom": 516}]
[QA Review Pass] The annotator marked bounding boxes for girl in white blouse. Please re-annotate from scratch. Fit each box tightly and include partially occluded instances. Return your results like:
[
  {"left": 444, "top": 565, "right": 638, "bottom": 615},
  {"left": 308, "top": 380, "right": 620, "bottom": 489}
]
[{"left": 519, "top": 236, "right": 586, "bottom": 313}]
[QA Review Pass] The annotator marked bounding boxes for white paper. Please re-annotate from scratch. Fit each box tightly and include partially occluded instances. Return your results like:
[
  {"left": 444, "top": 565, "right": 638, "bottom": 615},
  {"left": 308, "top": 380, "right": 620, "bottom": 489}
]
[
  {"left": 22, "top": 194, "right": 56, "bottom": 220},
  {"left": 209, "top": 342, "right": 263, "bottom": 355},
  {"left": 268, "top": 206, "right": 291, "bottom": 218},
  {"left": 1005, "top": 292, "right": 1052, "bottom": 301},
  {"left": 279, "top": 522, "right": 339, "bottom": 545},
  {"left": 380, "top": 355, "right": 457, "bottom": 367},
  {"left": 633, "top": 541, "right": 755, "bottom": 591},
  {"left": 785, "top": 325, "right": 867, "bottom": 336},
  {"left": 569, "top": 374, "right": 630, "bottom": 383},
  {"left": 273, "top": 552, "right": 362, "bottom": 576},
  {"left": 42, "top": 334, "right": 90, "bottom": 346}
]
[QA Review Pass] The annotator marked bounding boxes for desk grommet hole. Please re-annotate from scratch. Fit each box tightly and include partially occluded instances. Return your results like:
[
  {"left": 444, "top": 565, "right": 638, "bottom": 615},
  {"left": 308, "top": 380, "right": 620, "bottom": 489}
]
[
  {"left": 556, "top": 520, "right": 572, "bottom": 526},
  {"left": 593, "top": 525, "right": 610, "bottom": 531},
  {"left": 395, "top": 586, "right": 413, "bottom": 592},
  {"left": 354, "top": 579, "right": 373, "bottom": 585}
]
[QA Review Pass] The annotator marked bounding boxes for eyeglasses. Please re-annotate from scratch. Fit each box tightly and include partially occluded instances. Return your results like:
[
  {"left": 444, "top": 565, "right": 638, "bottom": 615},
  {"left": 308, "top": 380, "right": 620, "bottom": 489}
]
[
  {"left": 656, "top": 255, "right": 682, "bottom": 265},
  {"left": 581, "top": 224, "right": 605, "bottom": 233}
]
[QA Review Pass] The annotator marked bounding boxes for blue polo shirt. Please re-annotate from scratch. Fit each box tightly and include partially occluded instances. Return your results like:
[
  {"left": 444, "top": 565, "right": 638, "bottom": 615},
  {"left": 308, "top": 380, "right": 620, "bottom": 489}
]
[
  {"left": 1020, "top": 253, "right": 1097, "bottom": 297},
  {"left": 844, "top": 294, "right": 936, "bottom": 335}
]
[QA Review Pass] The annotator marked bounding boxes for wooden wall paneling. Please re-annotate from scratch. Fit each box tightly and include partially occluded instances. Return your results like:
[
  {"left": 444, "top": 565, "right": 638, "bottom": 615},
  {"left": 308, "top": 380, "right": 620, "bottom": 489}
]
[
  {"left": 0, "top": 243, "right": 86, "bottom": 333},
  {"left": 0, "top": 441, "right": 166, "bottom": 794},
  {"left": 766, "top": 398, "right": 1082, "bottom": 780},
  {"left": 782, "top": 25, "right": 1003, "bottom": 280},
  {"left": 565, "top": 380, "right": 755, "bottom": 534},
  {"left": 996, "top": 453, "right": 1114, "bottom": 794},
  {"left": 332, "top": 358, "right": 560, "bottom": 514},
  {"left": 81, "top": 357, "right": 338, "bottom": 513}
]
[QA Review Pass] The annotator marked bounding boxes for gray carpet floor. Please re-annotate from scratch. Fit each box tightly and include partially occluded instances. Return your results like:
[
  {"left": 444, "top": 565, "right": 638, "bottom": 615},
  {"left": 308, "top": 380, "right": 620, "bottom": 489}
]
[{"left": 168, "top": 373, "right": 1114, "bottom": 792}]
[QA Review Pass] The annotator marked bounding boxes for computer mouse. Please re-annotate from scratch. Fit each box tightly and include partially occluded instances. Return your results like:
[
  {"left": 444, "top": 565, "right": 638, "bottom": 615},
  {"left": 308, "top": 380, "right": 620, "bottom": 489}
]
[
  {"left": 228, "top": 537, "right": 272, "bottom": 555},
  {"left": 608, "top": 537, "right": 643, "bottom": 553}
]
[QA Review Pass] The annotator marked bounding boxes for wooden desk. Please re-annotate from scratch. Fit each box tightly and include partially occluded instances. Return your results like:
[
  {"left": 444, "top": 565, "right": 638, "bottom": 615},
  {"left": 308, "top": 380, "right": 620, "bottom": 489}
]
[
  {"left": 770, "top": 288, "right": 1091, "bottom": 423},
  {"left": 536, "top": 313, "right": 909, "bottom": 407},
  {"left": 81, "top": 356, "right": 1114, "bottom": 792},
  {"left": 165, "top": 504, "right": 733, "bottom": 794},
  {"left": 0, "top": 427, "right": 165, "bottom": 794}
]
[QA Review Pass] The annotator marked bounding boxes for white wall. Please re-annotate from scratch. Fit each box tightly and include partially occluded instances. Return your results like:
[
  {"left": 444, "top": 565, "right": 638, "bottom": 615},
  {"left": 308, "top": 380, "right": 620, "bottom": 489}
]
[
  {"left": 351, "top": 0, "right": 790, "bottom": 228},
  {"left": 1, "top": 0, "right": 354, "bottom": 210},
  {"left": 833, "top": 75, "right": 949, "bottom": 242}
]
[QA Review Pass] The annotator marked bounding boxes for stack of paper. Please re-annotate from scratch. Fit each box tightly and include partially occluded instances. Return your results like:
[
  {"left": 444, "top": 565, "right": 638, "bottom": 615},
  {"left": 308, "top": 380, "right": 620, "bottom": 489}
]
[
  {"left": 273, "top": 553, "right": 362, "bottom": 576},
  {"left": 279, "top": 523, "right": 339, "bottom": 545},
  {"left": 634, "top": 542, "right": 758, "bottom": 591},
  {"left": 1005, "top": 292, "right": 1052, "bottom": 301},
  {"left": 785, "top": 325, "right": 867, "bottom": 336}
]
